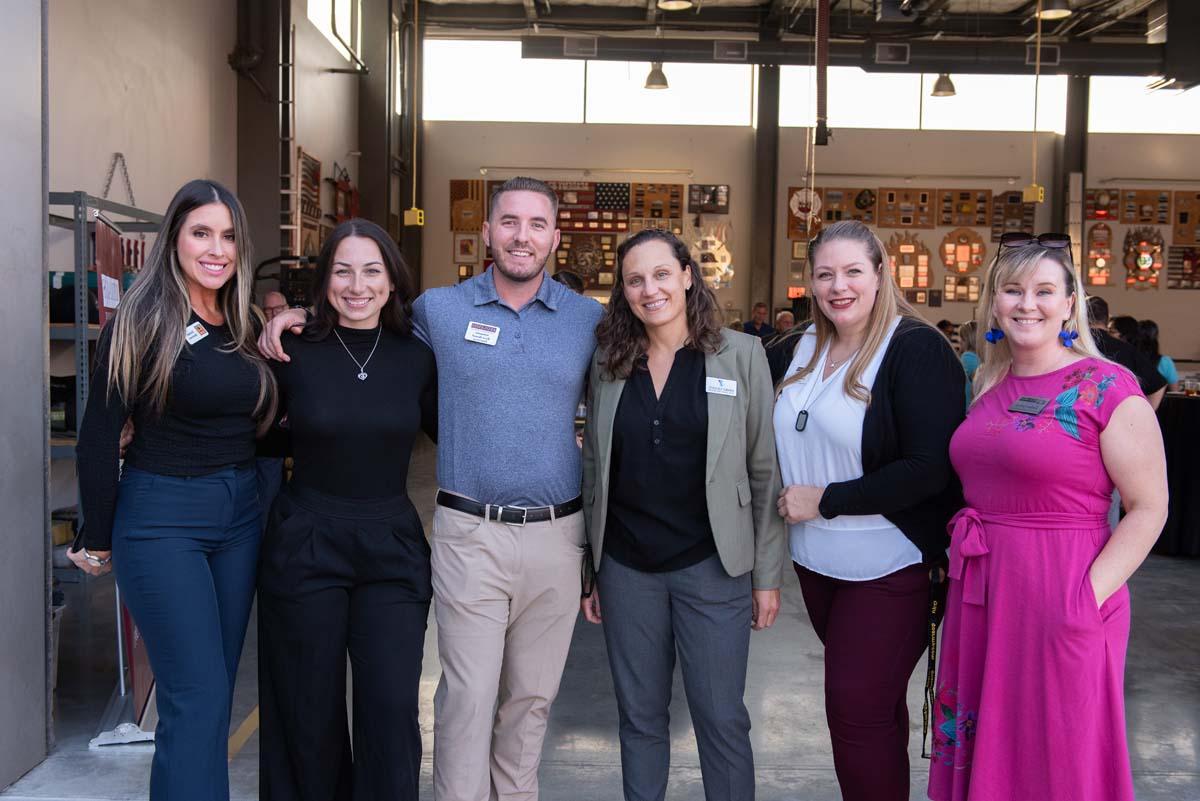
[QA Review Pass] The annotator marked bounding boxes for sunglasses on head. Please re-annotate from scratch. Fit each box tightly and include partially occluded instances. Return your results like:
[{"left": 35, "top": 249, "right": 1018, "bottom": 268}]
[{"left": 998, "top": 232, "right": 1072, "bottom": 250}]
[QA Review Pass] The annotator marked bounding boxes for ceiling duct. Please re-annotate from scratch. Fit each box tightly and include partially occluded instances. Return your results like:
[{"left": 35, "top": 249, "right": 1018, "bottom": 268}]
[
  {"left": 1163, "top": 0, "right": 1200, "bottom": 86},
  {"left": 876, "top": 0, "right": 920, "bottom": 22},
  {"left": 1026, "top": 44, "right": 1060, "bottom": 67}
]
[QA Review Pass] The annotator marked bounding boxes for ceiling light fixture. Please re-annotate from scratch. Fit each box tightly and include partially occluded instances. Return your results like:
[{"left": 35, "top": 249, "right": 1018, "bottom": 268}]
[
  {"left": 931, "top": 73, "right": 956, "bottom": 97},
  {"left": 657, "top": 0, "right": 693, "bottom": 10},
  {"left": 645, "top": 62, "right": 669, "bottom": 90},
  {"left": 1037, "top": 0, "right": 1072, "bottom": 20}
]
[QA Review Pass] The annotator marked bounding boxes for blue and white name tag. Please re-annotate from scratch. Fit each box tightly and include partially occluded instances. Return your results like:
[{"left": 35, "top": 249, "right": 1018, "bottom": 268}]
[
  {"left": 705, "top": 377, "right": 737, "bottom": 397},
  {"left": 464, "top": 321, "right": 500, "bottom": 346}
]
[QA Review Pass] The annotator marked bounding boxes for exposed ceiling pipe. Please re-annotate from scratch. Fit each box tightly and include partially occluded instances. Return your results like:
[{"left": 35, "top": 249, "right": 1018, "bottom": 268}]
[{"left": 815, "top": 0, "right": 830, "bottom": 145}]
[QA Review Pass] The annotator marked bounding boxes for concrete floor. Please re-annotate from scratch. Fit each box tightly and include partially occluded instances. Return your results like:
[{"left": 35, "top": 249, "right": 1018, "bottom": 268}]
[{"left": 6, "top": 437, "right": 1200, "bottom": 801}]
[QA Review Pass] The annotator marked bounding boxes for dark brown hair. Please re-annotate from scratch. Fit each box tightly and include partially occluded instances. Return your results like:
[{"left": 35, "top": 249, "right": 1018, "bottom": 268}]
[
  {"left": 304, "top": 218, "right": 416, "bottom": 340},
  {"left": 595, "top": 228, "right": 724, "bottom": 380},
  {"left": 488, "top": 176, "right": 559, "bottom": 221}
]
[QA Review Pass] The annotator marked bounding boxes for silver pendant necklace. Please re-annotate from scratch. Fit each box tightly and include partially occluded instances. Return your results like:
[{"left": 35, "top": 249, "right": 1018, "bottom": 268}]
[{"left": 333, "top": 325, "right": 382, "bottom": 381}]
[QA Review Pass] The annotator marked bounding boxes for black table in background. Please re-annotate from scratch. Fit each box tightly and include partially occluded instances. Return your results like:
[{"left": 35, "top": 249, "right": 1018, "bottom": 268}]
[{"left": 1155, "top": 394, "right": 1200, "bottom": 557}]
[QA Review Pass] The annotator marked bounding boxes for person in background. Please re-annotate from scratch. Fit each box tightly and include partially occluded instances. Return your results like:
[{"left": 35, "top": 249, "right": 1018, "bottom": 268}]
[
  {"left": 72, "top": 179, "right": 276, "bottom": 801},
  {"left": 552, "top": 269, "right": 585, "bottom": 294},
  {"left": 257, "top": 219, "right": 436, "bottom": 801},
  {"left": 580, "top": 228, "right": 784, "bottom": 801},
  {"left": 743, "top": 301, "right": 775, "bottom": 338},
  {"left": 1108, "top": 314, "right": 1138, "bottom": 344},
  {"left": 775, "top": 220, "right": 964, "bottom": 801},
  {"left": 1136, "top": 319, "right": 1180, "bottom": 392},
  {"left": 774, "top": 309, "right": 795, "bottom": 334},
  {"left": 765, "top": 303, "right": 811, "bottom": 386},
  {"left": 929, "top": 232, "right": 1166, "bottom": 801},
  {"left": 1086, "top": 297, "right": 1166, "bottom": 409},
  {"left": 958, "top": 320, "right": 980, "bottom": 406},
  {"left": 936, "top": 319, "right": 962, "bottom": 354},
  {"left": 261, "top": 290, "right": 289, "bottom": 321}
]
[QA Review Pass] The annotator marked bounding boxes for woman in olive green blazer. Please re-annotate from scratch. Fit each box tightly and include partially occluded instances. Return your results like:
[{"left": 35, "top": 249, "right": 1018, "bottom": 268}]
[{"left": 578, "top": 228, "right": 785, "bottom": 801}]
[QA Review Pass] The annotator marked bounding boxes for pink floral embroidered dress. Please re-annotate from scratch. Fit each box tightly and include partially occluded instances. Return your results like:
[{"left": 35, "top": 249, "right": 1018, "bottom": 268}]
[{"left": 929, "top": 358, "right": 1143, "bottom": 801}]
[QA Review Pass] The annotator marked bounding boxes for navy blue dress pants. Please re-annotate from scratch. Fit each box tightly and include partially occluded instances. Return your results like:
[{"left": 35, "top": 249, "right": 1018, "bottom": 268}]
[{"left": 111, "top": 465, "right": 261, "bottom": 801}]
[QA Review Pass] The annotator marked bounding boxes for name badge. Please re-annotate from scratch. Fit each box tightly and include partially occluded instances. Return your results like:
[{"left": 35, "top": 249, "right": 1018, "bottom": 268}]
[
  {"left": 184, "top": 321, "right": 209, "bottom": 345},
  {"left": 705, "top": 377, "right": 738, "bottom": 397},
  {"left": 464, "top": 321, "right": 500, "bottom": 346},
  {"left": 1007, "top": 395, "right": 1051, "bottom": 415}
]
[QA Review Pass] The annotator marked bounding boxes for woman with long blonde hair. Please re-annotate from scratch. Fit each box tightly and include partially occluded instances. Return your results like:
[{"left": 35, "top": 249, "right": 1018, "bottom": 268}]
[
  {"left": 929, "top": 234, "right": 1167, "bottom": 801},
  {"left": 773, "top": 220, "right": 964, "bottom": 801},
  {"left": 71, "top": 179, "right": 275, "bottom": 801}
]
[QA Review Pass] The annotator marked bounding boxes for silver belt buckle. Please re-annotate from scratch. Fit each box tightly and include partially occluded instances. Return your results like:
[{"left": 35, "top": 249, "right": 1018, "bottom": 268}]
[{"left": 511, "top": 506, "right": 528, "bottom": 527}]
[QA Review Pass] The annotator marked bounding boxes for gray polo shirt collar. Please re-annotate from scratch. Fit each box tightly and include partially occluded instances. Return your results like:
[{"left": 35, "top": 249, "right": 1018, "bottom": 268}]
[{"left": 473, "top": 266, "right": 561, "bottom": 312}]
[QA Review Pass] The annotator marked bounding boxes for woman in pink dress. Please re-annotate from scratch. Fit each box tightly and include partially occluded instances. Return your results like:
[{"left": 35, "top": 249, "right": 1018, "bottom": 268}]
[{"left": 928, "top": 233, "right": 1168, "bottom": 801}]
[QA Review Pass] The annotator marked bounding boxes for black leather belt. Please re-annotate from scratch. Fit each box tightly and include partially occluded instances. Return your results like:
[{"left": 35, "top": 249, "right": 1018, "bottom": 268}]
[{"left": 436, "top": 490, "right": 582, "bottom": 526}]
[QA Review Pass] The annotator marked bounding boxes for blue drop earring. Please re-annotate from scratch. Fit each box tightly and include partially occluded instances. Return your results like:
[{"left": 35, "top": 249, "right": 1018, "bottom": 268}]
[
  {"left": 984, "top": 327, "right": 1006, "bottom": 344},
  {"left": 1059, "top": 328, "right": 1079, "bottom": 348}
]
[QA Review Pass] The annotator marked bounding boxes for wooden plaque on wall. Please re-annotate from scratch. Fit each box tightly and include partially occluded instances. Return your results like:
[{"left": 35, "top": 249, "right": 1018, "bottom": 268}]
[
  {"left": 1085, "top": 223, "right": 1113, "bottom": 287},
  {"left": 556, "top": 232, "right": 617, "bottom": 290},
  {"left": 1166, "top": 246, "right": 1200, "bottom": 289},
  {"left": 990, "top": 191, "right": 1036, "bottom": 242},
  {"left": 450, "top": 179, "right": 485, "bottom": 232},
  {"left": 877, "top": 187, "right": 935, "bottom": 229},
  {"left": 1172, "top": 191, "right": 1200, "bottom": 245},
  {"left": 817, "top": 187, "right": 876, "bottom": 225},
  {"left": 631, "top": 183, "right": 684, "bottom": 219},
  {"left": 885, "top": 232, "right": 931, "bottom": 289},
  {"left": 1122, "top": 226, "right": 1165, "bottom": 290},
  {"left": 937, "top": 189, "right": 991, "bottom": 227},
  {"left": 1120, "top": 189, "right": 1171, "bottom": 226},
  {"left": 939, "top": 227, "right": 987, "bottom": 274},
  {"left": 786, "top": 186, "right": 822, "bottom": 240},
  {"left": 1085, "top": 188, "right": 1120, "bottom": 221}
]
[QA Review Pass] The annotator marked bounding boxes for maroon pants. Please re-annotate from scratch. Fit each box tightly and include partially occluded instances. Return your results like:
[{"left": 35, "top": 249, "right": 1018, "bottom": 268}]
[{"left": 795, "top": 562, "right": 931, "bottom": 801}]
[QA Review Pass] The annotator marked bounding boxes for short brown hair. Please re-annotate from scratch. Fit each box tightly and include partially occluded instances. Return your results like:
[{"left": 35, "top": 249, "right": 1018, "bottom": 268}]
[{"left": 488, "top": 176, "right": 559, "bottom": 222}]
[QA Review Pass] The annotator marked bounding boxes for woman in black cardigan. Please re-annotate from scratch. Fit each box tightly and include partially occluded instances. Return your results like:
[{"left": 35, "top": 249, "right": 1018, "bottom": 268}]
[{"left": 773, "top": 220, "right": 964, "bottom": 801}]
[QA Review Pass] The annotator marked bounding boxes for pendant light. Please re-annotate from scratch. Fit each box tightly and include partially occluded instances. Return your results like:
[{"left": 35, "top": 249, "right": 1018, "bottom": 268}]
[
  {"left": 931, "top": 73, "right": 956, "bottom": 97},
  {"left": 657, "top": 0, "right": 693, "bottom": 9},
  {"left": 1037, "top": 0, "right": 1072, "bottom": 20},
  {"left": 645, "top": 62, "right": 669, "bottom": 90}
]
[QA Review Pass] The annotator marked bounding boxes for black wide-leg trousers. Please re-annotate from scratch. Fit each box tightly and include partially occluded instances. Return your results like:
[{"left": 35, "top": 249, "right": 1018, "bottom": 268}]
[{"left": 257, "top": 484, "right": 432, "bottom": 801}]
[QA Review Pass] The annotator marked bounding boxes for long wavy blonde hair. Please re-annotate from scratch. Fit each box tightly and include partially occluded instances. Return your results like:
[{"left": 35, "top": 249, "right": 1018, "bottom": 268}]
[
  {"left": 971, "top": 244, "right": 1106, "bottom": 405},
  {"left": 106, "top": 179, "right": 276, "bottom": 432},
  {"left": 778, "top": 220, "right": 931, "bottom": 404}
]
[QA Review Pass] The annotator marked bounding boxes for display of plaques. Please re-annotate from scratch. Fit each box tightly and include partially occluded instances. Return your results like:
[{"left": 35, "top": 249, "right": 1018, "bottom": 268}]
[
  {"left": 877, "top": 188, "right": 935, "bottom": 229},
  {"left": 1122, "top": 227, "right": 1165, "bottom": 290},
  {"left": 1085, "top": 188, "right": 1120, "bottom": 221},
  {"left": 940, "top": 228, "right": 987, "bottom": 274},
  {"left": 817, "top": 187, "right": 876, "bottom": 225},
  {"left": 1085, "top": 223, "right": 1113, "bottom": 287},
  {"left": 546, "top": 181, "right": 630, "bottom": 233},
  {"left": 885, "top": 232, "right": 931, "bottom": 289},
  {"left": 450, "top": 179, "right": 485, "bottom": 231},
  {"left": 1120, "top": 189, "right": 1171, "bottom": 226},
  {"left": 688, "top": 184, "right": 730, "bottom": 215},
  {"left": 1166, "top": 246, "right": 1200, "bottom": 290},
  {"left": 938, "top": 189, "right": 991, "bottom": 227},
  {"left": 944, "top": 275, "right": 981, "bottom": 303},
  {"left": 555, "top": 233, "right": 617, "bottom": 290},
  {"left": 629, "top": 217, "right": 683, "bottom": 236},
  {"left": 1173, "top": 191, "right": 1200, "bottom": 245},
  {"left": 787, "top": 186, "right": 822, "bottom": 239},
  {"left": 631, "top": 183, "right": 683, "bottom": 220},
  {"left": 991, "top": 191, "right": 1036, "bottom": 242}
]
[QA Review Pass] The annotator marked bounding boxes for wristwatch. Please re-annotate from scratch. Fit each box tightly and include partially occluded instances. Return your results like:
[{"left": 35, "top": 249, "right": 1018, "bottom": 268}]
[{"left": 81, "top": 548, "right": 111, "bottom": 567}]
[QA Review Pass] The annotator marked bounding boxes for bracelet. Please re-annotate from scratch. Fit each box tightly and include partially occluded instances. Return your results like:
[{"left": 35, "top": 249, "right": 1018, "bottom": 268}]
[{"left": 81, "top": 548, "right": 111, "bottom": 567}]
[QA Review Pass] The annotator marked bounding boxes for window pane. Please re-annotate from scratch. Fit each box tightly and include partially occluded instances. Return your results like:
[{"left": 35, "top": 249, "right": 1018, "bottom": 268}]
[
  {"left": 307, "top": 0, "right": 354, "bottom": 60},
  {"left": 1089, "top": 76, "right": 1200, "bottom": 134},
  {"left": 423, "top": 40, "right": 584, "bottom": 123},
  {"left": 585, "top": 61, "right": 753, "bottom": 126},
  {"left": 920, "top": 73, "right": 1067, "bottom": 133},
  {"left": 781, "top": 67, "right": 920, "bottom": 129}
]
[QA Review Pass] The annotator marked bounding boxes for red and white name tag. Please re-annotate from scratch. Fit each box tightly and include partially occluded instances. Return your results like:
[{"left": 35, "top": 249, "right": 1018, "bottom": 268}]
[
  {"left": 464, "top": 321, "right": 500, "bottom": 346},
  {"left": 184, "top": 321, "right": 210, "bottom": 345}
]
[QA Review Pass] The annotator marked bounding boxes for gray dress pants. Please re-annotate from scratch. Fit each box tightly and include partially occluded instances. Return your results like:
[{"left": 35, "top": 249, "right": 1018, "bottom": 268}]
[{"left": 597, "top": 554, "right": 755, "bottom": 801}]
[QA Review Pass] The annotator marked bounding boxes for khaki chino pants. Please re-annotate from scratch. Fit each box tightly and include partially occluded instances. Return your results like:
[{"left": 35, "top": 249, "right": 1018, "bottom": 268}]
[{"left": 431, "top": 496, "right": 585, "bottom": 801}]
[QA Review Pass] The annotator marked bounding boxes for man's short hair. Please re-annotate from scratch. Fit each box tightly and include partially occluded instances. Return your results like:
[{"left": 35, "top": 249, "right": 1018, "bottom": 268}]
[
  {"left": 775, "top": 310, "right": 794, "bottom": 324},
  {"left": 752, "top": 301, "right": 769, "bottom": 311},
  {"left": 1087, "top": 296, "right": 1109, "bottom": 324},
  {"left": 488, "top": 176, "right": 559, "bottom": 222}
]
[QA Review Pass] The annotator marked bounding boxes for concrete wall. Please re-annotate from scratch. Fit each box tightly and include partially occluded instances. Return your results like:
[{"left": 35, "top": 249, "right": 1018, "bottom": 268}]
[{"left": 0, "top": 0, "right": 49, "bottom": 787}]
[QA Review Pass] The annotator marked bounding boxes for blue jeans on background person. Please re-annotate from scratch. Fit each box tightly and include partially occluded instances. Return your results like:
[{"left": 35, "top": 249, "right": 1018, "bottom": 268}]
[{"left": 111, "top": 465, "right": 260, "bottom": 801}]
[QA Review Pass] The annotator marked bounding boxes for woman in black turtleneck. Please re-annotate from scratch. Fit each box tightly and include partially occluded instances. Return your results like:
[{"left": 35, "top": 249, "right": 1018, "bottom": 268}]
[{"left": 257, "top": 218, "right": 436, "bottom": 801}]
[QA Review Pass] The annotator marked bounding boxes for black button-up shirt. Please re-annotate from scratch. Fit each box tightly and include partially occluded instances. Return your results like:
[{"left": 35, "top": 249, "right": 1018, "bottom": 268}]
[{"left": 605, "top": 347, "right": 716, "bottom": 572}]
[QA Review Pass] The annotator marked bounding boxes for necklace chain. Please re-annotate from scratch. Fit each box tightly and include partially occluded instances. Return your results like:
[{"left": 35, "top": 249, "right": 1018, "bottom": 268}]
[{"left": 333, "top": 326, "right": 382, "bottom": 381}]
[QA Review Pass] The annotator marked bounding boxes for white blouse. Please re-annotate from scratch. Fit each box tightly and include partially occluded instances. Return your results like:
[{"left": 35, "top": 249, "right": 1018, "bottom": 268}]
[{"left": 772, "top": 316, "right": 922, "bottom": 580}]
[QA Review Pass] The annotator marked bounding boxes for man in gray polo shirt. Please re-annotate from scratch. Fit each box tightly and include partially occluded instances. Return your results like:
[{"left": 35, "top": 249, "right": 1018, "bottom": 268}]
[
  {"left": 416, "top": 178, "right": 602, "bottom": 801},
  {"left": 262, "top": 177, "right": 602, "bottom": 801}
]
